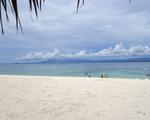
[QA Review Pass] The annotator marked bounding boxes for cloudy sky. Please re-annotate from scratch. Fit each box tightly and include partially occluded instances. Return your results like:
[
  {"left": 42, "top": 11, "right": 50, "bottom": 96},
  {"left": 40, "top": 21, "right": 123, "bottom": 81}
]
[{"left": 0, "top": 0, "right": 150, "bottom": 63}]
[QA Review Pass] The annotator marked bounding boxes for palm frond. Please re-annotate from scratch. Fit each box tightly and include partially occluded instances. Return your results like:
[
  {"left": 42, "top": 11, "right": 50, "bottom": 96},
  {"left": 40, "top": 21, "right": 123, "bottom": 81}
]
[
  {"left": 76, "top": 0, "right": 84, "bottom": 13},
  {"left": 0, "top": 0, "right": 45, "bottom": 34},
  {"left": 0, "top": 0, "right": 132, "bottom": 34}
]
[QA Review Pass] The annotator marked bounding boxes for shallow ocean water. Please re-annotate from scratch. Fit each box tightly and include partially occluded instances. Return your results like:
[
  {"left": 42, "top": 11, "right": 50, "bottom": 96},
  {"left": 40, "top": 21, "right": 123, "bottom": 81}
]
[{"left": 0, "top": 62, "right": 150, "bottom": 79}]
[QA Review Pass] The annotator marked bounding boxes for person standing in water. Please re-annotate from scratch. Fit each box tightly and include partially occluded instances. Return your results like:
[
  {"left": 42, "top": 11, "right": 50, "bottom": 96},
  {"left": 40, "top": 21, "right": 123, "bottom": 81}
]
[{"left": 101, "top": 74, "right": 104, "bottom": 78}]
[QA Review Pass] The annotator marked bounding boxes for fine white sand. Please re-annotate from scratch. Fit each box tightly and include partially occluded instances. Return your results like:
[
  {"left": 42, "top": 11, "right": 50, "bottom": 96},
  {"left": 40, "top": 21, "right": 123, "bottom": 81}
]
[{"left": 0, "top": 75, "right": 150, "bottom": 120}]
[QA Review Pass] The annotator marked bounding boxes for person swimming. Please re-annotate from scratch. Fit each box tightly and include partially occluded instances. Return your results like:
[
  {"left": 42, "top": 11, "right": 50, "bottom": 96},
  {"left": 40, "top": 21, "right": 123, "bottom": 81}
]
[{"left": 146, "top": 74, "right": 150, "bottom": 77}]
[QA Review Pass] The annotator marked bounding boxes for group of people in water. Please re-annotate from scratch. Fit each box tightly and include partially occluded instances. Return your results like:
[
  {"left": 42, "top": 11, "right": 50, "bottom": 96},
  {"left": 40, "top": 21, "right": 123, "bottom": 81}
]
[
  {"left": 85, "top": 72, "right": 150, "bottom": 78},
  {"left": 85, "top": 72, "right": 109, "bottom": 78}
]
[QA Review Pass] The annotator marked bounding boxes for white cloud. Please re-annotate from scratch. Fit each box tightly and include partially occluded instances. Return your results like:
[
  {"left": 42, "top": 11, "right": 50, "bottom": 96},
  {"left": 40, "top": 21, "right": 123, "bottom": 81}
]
[
  {"left": 20, "top": 43, "right": 150, "bottom": 61},
  {"left": 2, "top": 0, "right": 150, "bottom": 64},
  {"left": 97, "top": 44, "right": 150, "bottom": 56}
]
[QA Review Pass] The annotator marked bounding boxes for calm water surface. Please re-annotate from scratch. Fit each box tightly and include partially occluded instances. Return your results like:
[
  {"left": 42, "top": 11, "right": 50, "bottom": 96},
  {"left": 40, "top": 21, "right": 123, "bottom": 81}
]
[{"left": 0, "top": 62, "right": 150, "bottom": 79}]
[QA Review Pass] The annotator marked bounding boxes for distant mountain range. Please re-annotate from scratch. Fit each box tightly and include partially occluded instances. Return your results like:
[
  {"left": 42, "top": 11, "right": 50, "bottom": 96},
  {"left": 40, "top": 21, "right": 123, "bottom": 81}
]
[{"left": 16, "top": 56, "right": 150, "bottom": 64}]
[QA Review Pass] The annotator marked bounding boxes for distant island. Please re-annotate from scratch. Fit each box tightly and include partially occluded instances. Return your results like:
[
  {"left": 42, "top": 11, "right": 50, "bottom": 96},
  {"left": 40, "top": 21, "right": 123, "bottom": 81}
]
[{"left": 16, "top": 56, "right": 150, "bottom": 64}]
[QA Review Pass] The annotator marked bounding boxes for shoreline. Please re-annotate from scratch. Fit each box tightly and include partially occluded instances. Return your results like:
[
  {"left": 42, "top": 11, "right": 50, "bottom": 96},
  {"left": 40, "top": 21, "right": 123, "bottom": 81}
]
[{"left": 0, "top": 74, "right": 148, "bottom": 80}]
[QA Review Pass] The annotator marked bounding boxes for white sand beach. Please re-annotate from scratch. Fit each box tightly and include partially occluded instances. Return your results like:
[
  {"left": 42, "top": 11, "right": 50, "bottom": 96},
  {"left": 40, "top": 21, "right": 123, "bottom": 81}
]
[{"left": 0, "top": 75, "right": 150, "bottom": 120}]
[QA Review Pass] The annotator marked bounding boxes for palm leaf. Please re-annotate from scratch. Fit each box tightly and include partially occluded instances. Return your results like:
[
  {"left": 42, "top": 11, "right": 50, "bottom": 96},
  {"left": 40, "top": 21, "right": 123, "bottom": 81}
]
[
  {"left": 0, "top": 0, "right": 132, "bottom": 34},
  {"left": 0, "top": 0, "right": 45, "bottom": 34},
  {"left": 76, "top": 0, "right": 84, "bottom": 13}
]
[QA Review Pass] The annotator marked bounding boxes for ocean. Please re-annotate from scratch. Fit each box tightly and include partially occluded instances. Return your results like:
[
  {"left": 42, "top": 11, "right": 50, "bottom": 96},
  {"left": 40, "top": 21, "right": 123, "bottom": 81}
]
[{"left": 0, "top": 62, "right": 150, "bottom": 79}]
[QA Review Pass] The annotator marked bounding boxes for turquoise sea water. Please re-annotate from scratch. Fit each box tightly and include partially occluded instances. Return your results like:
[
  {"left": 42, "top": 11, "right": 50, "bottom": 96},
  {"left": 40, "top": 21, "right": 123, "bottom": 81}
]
[{"left": 0, "top": 62, "right": 150, "bottom": 79}]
